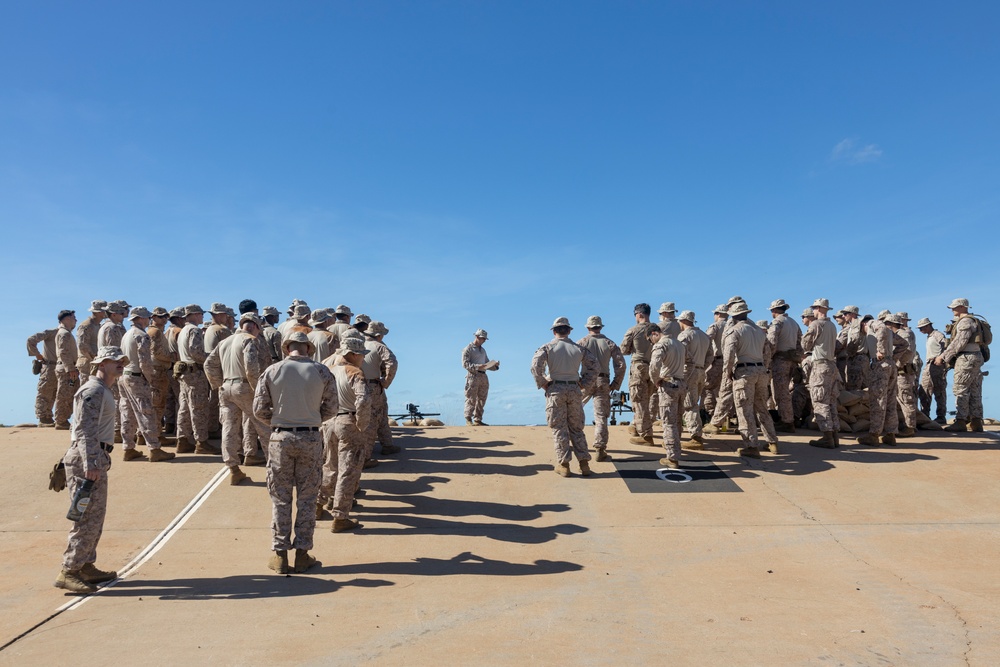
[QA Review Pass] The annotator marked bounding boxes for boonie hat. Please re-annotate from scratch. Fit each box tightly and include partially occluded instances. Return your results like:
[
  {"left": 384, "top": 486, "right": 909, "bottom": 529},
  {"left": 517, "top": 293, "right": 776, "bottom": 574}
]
[
  {"left": 309, "top": 309, "right": 332, "bottom": 325},
  {"left": 679, "top": 310, "right": 696, "bottom": 323},
  {"left": 551, "top": 317, "right": 573, "bottom": 330},
  {"left": 895, "top": 311, "right": 910, "bottom": 322},
  {"left": 129, "top": 306, "right": 152, "bottom": 320},
  {"left": 885, "top": 313, "right": 902, "bottom": 326},
  {"left": 354, "top": 313, "right": 372, "bottom": 325},
  {"left": 369, "top": 321, "right": 388, "bottom": 336},
  {"left": 474, "top": 328, "right": 489, "bottom": 339},
  {"left": 169, "top": 307, "right": 186, "bottom": 319},
  {"left": 586, "top": 316, "right": 604, "bottom": 329},
  {"left": 151, "top": 307, "right": 169, "bottom": 318},
  {"left": 262, "top": 306, "right": 280, "bottom": 317},
  {"left": 811, "top": 298, "right": 831, "bottom": 310},
  {"left": 239, "top": 312, "right": 263, "bottom": 327},
  {"left": 947, "top": 298, "right": 969, "bottom": 309},
  {"left": 801, "top": 308, "right": 814, "bottom": 318},
  {"left": 208, "top": 302, "right": 227, "bottom": 315},
  {"left": 658, "top": 302, "right": 676, "bottom": 314},
  {"left": 337, "top": 336, "right": 367, "bottom": 356},
  {"left": 728, "top": 302, "right": 752, "bottom": 317},
  {"left": 281, "top": 331, "right": 316, "bottom": 357},
  {"left": 292, "top": 304, "right": 311, "bottom": 318},
  {"left": 917, "top": 317, "right": 933, "bottom": 328},
  {"left": 184, "top": 304, "right": 205, "bottom": 316},
  {"left": 727, "top": 295, "right": 744, "bottom": 306},
  {"left": 769, "top": 299, "right": 789, "bottom": 311},
  {"left": 877, "top": 309, "right": 891, "bottom": 321},
  {"left": 92, "top": 345, "right": 128, "bottom": 367},
  {"left": 756, "top": 319, "right": 770, "bottom": 329},
  {"left": 334, "top": 304, "right": 353, "bottom": 316},
  {"left": 89, "top": 300, "right": 108, "bottom": 313},
  {"left": 840, "top": 305, "right": 860, "bottom": 315},
  {"left": 341, "top": 329, "right": 365, "bottom": 343},
  {"left": 107, "top": 300, "right": 129, "bottom": 315},
  {"left": 714, "top": 304, "right": 729, "bottom": 315}
]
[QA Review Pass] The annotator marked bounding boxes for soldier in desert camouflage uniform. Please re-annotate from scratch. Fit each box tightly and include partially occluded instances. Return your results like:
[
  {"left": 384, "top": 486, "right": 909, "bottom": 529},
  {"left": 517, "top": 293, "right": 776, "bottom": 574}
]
[
  {"left": 676, "top": 311, "right": 713, "bottom": 448},
  {"left": 705, "top": 296, "right": 746, "bottom": 434},
  {"left": 98, "top": 300, "right": 129, "bottom": 441},
  {"left": 254, "top": 331, "right": 338, "bottom": 574},
  {"left": 119, "top": 307, "right": 175, "bottom": 462},
  {"left": 362, "top": 321, "right": 399, "bottom": 458},
  {"left": 261, "top": 306, "right": 284, "bottom": 363},
  {"left": 651, "top": 302, "right": 681, "bottom": 421},
  {"left": 857, "top": 314, "right": 903, "bottom": 446},
  {"left": 27, "top": 314, "right": 65, "bottom": 426},
  {"left": 702, "top": 304, "right": 729, "bottom": 418},
  {"left": 163, "top": 307, "right": 186, "bottom": 436},
  {"left": 649, "top": 324, "right": 688, "bottom": 467},
  {"left": 54, "top": 346, "right": 126, "bottom": 594},
  {"left": 766, "top": 299, "right": 802, "bottom": 433},
  {"left": 146, "top": 307, "right": 173, "bottom": 434},
  {"left": 723, "top": 302, "right": 780, "bottom": 457},
  {"left": 802, "top": 299, "right": 841, "bottom": 449},
  {"left": 837, "top": 306, "right": 869, "bottom": 391},
  {"left": 176, "top": 304, "right": 218, "bottom": 455},
  {"left": 917, "top": 317, "right": 948, "bottom": 423},
  {"left": 462, "top": 329, "right": 499, "bottom": 426},
  {"left": 577, "top": 316, "right": 626, "bottom": 461},
  {"left": 531, "top": 318, "right": 598, "bottom": 477},
  {"left": 887, "top": 312, "right": 918, "bottom": 437},
  {"left": 307, "top": 309, "right": 339, "bottom": 363},
  {"left": 621, "top": 304, "right": 658, "bottom": 445},
  {"left": 318, "top": 335, "right": 372, "bottom": 533},
  {"left": 75, "top": 300, "right": 107, "bottom": 379},
  {"left": 53, "top": 310, "right": 79, "bottom": 429},
  {"left": 934, "top": 298, "right": 987, "bottom": 432}
]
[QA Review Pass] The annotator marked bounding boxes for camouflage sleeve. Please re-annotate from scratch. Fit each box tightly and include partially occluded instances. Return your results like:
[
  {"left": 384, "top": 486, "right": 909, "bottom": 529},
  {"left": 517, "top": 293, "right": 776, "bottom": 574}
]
[
  {"left": 620, "top": 329, "right": 635, "bottom": 355},
  {"left": 319, "top": 364, "right": 340, "bottom": 423},
  {"left": 649, "top": 343, "right": 663, "bottom": 385},
  {"left": 763, "top": 337, "right": 774, "bottom": 368},
  {"left": 801, "top": 321, "right": 817, "bottom": 353},
  {"left": 26, "top": 330, "right": 46, "bottom": 356},
  {"left": 681, "top": 333, "right": 697, "bottom": 366},
  {"left": 895, "top": 334, "right": 915, "bottom": 365},
  {"left": 137, "top": 334, "right": 155, "bottom": 379},
  {"left": 766, "top": 319, "right": 779, "bottom": 348},
  {"left": 188, "top": 328, "right": 208, "bottom": 363},
  {"left": 73, "top": 386, "right": 105, "bottom": 474},
  {"left": 380, "top": 344, "right": 398, "bottom": 387},
  {"left": 149, "top": 330, "right": 173, "bottom": 366},
  {"left": 610, "top": 343, "right": 626, "bottom": 391},
  {"left": 203, "top": 345, "right": 224, "bottom": 390},
  {"left": 56, "top": 329, "right": 78, "bottom": 369},
  {"left": 462, "top": 345, "right": 479, "bottom": 372},
  {"left": 252, "top": 367, "right": 275, "bottom": 426},
  {"left": 721, "top": 330, "right": 738, "bottom": 379},
  {"left": 579, "top": 344, "right": 598, "bottom": 390},
  {"left": 942, "top": 317, "right": 976, "bottom": 362},
  {"left": 351, "top": 374, "right": 371, "bottom": 432},
  {"left": 530, "top": 344, "right": 549, "bottom": 389},
  {"left": 244, "top": 338, "right": 263, "bottom": 391}
]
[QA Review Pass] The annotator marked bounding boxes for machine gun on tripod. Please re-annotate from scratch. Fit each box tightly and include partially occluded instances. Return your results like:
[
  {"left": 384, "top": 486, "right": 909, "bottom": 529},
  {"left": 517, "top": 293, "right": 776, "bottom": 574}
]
[{"left": 388, "top": 403, "right": 441, "bottom": 426}]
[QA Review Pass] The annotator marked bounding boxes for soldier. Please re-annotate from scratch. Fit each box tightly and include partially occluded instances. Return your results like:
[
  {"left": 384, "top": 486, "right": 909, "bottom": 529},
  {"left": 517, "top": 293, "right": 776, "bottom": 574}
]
[
  {"left": 462, "top": 329, "right": 499, "bottom": 426},
  {"left": 261, "top": 306, "right": 284, "bottom": 363},
  {"left": 204, "top": 303, "right": 232, "bottom": 437},
  {"left": 802, "top": 299, "right": 841, "bottom": 449},
  {"left": 702, "top": 304, "right": 729, "bottom": 419},
  {"left": 119, "top": 307, "right": 175, "bottom": 462},
  {"left": 767, "top": 299, "right": 802, "bottom": 433},
  {"left": 657, "top": 303, "right": 682, "bottom": 339},
  {"left": 649, "top": 324, "right": 687, "bottom": 467},
  {"left": 833, "top": 312, "right": 849, "bottom": 382},
  {"left": 857, "top": 314, "right": 903, "bottom": 446},
  {"left": 146, "top": 307, "right": 174, "bottom": 435},
  {"left": 531, "top": 317, "right": 599, "bottom": 477},
  {"left": 275, "top": 299, "right": 306, "bottom": 338},
  {"left": 282, "top": 304, "right": 312, "bottom": 339},
  {"left": 756, "top": 319, "right": 769, "bottom": 331},
  {"left": 933, "top": 298, "right": 987, "bottom": 432},
  {"left": 329, "top": 305, "right": 354, "bottom": 341},
  {"left": 54, "top": 346, "right": 126, "bottom": 594},
  {"left": 176, "top": 304, "right": 218, "bottom": 455},
  {"left": 705, "top": 296, "right": 747, "bottom": 435},
  {"left": 253, "top": 331, "right": 338, "bottom": 574},
  {"left": 838, "top": 306, "right": 869, "bottom": 391},
  {"left": 621, "top": 304, "right": 658, "bottom": 445},
  {"left": 722, "top": 302, "right": 779, "bottom": 457},
  {"left": 577, "top": 316, "right": 625, "bottom": 461},
  {"left": 27, "top": 313, "right": 64, "bottom": 426},
  {"left": 98, "top": 300, "right": 128, "bottom": 442},
  {"left": 887, "top": 313, "right": 918, "bottom": 437},
  {"left": 917, "top": 317, "right": 948, "bottom": 424},
  {"left": 53, "top": 310, "right": 80, "bottom": 430},
  {"left": 353, "top": 313, "right": 371, "bottom": 333},
  {"left": 318, "top": 335, "right": 371, "bottom": 533},
  {"left": 677, "top": 311, "right": 713, "bottom": 448},
  {"left": 205, "top": 313, "right": 269, "bottom": 485},
  {"left": 307, "top": 309, "right": 339, "bottom": 362},
  {"left": 162, "top": 307, "right": 186, "bottom": 436},
  {"left": 75, "top": 300, "right": 107, "bottom": 380},
  {"left": 362, "top": 321, "right": 399, "bottom": 458}
]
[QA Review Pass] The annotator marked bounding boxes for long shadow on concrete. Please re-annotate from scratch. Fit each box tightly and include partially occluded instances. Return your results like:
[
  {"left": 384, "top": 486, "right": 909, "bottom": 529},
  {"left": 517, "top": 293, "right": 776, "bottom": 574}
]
[
  {"left": 99, "top": 574, "right": 393, "bottom": 600},
  {"left": 318, "top": 551, "right": 583, "bottom": 577},
  {"left": 380, "top": 434, "right": 547, "bottom": 477}
]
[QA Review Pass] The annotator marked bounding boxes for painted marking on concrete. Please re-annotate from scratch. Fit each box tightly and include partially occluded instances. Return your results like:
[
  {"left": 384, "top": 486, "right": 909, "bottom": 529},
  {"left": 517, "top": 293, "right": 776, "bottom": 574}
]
[{"left": 615, "top": 459, "right": 742, "bottom": 494}]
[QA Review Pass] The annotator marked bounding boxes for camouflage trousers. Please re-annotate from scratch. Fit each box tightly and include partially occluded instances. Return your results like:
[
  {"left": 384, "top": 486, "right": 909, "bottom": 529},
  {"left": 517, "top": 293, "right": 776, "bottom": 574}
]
[
  {"left": 896, "top": 371, "right": 918, "bottom": 429},
  {"left": 219, "top": 381, "right": 270, "bottom": 467},
  {"left": 55, "top": 370, "right": 77, "bottom": 424},
  {"left": 710, "top": 372, "right": 736, "bottom": 427},
  {"left": 165, "top": 375, "right": 179, "bottom": 427},
  {"left": 266, "top": 430, "right": 323, "bottom": 552},
  {"left": 702, "top": 356, "right": 723, "bottom": 415},
  {"left": 119, "top": 374, "right": 162, "bottom": 449},
  {"left": 319, "top": 415, "right": 366, "bottom": 519},
  {"left": 770, "top": 357, "right": 795, "bottom": 424},
  {"left": 808, "top": 360, "right": 841, "bottom": 433},
  {"left": 868, "top": 360, "right": 899, "bottom": 436},
  {"left": 649, "top": 388, "right": 659, "bottom": 429},
  {"left": 363, "top": 383, "right": 394, "bottom": 455},
  {"left": 545, "top": 383, "right": 590, "bottom": 464},
  {"left": 628, "top": 362, "right": 654, "bottom": 438},
  {"left": 657, "top": 378, "right": 686, "bottom": 461},
  {"left": 61, "top": 446, "right": 110, "bottom": 571},
  {"left": 952, "top": 352, "right": 984, "bottom": 420},
  {"left": 845, "top": 355, "right": 869, "bottom": 391},
  {"left": 919, "top": 363, "right": 948, "bottom": 420},
  {"left": 464, "top": 372, "right": 489, "bottom": 422},
  {"left": 178, "top": 370, "right": 211, "bottom": 443},
  {"left": 683, "top": 367, "right": 706, "bottom": 437},
  {"left": 734, "top": 367, "right": 778, "bottom": 447},
  {"left": 35, "top": 363, "right": 57, "bottom": 423},
  {"left": 149, "top": 365, "right": 172, "bottom": 432},
  {"left": 581, "top": 376, "right": 612, "bottom": 448},
  {"left": 208, "top": 387, "right": 221, "bottom": 434}
]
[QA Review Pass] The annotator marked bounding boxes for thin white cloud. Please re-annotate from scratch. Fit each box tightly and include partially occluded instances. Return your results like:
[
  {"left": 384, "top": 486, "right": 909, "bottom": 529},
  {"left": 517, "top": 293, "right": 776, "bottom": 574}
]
[{"left": 830, "top": 138, "right": 883, "bottom": 164}]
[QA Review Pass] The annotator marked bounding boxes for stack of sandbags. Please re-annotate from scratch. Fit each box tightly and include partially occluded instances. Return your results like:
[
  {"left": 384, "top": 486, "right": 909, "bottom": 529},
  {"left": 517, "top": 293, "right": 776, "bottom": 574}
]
[
  {"left": 836, "top": 388, "right": 871, "bottom": 432},
  {"left": 420, "top": 418, "right": 444, "bottom": 426}
]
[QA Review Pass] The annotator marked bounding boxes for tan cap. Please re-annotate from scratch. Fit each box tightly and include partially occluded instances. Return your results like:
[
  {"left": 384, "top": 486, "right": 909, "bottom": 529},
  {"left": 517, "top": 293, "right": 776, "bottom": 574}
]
[
  {"left": 128, "top": 306, "right": 152, "bottom": 320},
  {"left": 169, "top": 307, "right": 186, "bottom": 318},
  {"left": 474, "top": 328, "right": 488, "bottom": 339},
  {"left": 89, "top": 300, "right": 108, "bottom": 313},
  {"left": 208, "top": 302, "right": 228, "bottom": 315},
  {"left": 885, "top": 313, "right": 902, "bottom": 326},
  {"left": 586, "top": 316, "right": 604, "bottom": 329},
  {"left": 334, "top": 304, "right": 353, "bottom": 316},
  {"left": 727, "top": 295, "right": 744, "bottom": 306},
  {"left": 714, "top": 304, "right": 729, "bottom": 315},
  {"left": 239, "top": 312, "right": 263, "bottom": 327},
  {"left": 184, "top": 304, "right": 204, "bottom": 316},
  {"left": 801, "top": 307, "right": 814, "bottom": 318},
  {"left": 769, "top": 299, "right": 789, "bottom": 311},
  {"left": 840, "top": 305, "right": 860, "bottom": 315},
  {"left": 337, "top": 335, "right": 367, "bottom": 356},
  {"left": 92, "top": 345, "right": 128, "bottom": 366},
  {"left": 292, "top": 304, "right": 311, "bottom": 318},
  {"left": 281, "top": 331, "right": 316, "bottom": 357},
  {"left": 658, "top": 302, "right": 676, "bottom": 314},
  {"left": 877, "top": 309, "right": 891, "bottom": 321},
  {"left": 728, "top": 302, "right": 751, "bottom": 317},
  {"left": 354, "top": 313, "right": 372, "bottom": 324},
  {"left": 368, "top": 320, "right": 388, "bottom": 336},
  {"left": 262, "top": 306, "right": 280, "bottom": 317},
  {"left": 756, "top": 319, "right": 770, "bottom": 329},
  {"left": 812, "top": 298, "right": 831, "bottom": 310},
  {"left": 679, "top": 310, "right": 695, "bottom": 323},
  {"left": 917, "top": 317, "right": 933, "bottom": 328},
  {"left": 107, "top": 300, "right": 129, "bottom": 314},
  {"left": 309, "top": 309, "right": 332, "bottom": 325},
  {"left": 895, "top": 311, "right": 910, "bottom": 322},
  {"left": 948, "top": 298, "right": 969, "bottom": 309},
  {"left": 151, "top": 307, "right": 169, "bottom": 318},
  {"left": 551, "top": 317, "right": 573, "bottom": 330}
]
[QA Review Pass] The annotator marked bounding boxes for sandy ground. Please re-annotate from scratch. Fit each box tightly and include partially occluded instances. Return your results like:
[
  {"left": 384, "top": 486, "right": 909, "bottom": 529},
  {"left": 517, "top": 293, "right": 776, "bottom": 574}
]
[{"left": 1, "top": 422, "right": 998, "bottom": 666}]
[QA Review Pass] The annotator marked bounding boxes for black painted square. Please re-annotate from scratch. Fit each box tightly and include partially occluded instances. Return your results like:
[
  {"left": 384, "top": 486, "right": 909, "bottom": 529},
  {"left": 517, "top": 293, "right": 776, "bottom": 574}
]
[{"left": 614, "top": 459, "right": 742, "bottom": 493}]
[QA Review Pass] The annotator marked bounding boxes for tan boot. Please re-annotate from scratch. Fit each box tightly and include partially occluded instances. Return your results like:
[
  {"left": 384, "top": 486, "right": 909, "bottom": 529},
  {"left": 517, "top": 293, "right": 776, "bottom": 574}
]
[
  {"left": 381, "top": 443, "right": 401, "bottom": 455},
  {"left": 114, "top": 430, "right": 123, "bottom": 444},
  {"left": 659, "top": 457, "right": 679, "bottom": 468},
  {"left": 767, "top": 442, "right": 780, "bottom": 454},
  {"left": 176, "top": 437, "right": 195, "bottom": 454},
  {"left": 55, "top": 421, "right": 71, "bottom": 430},
  {"left": 123, "top": 448, "right": 145, "bottom": 461},
  {"left": 149, "top": 448, "right": 175, "bottom": 462},
  {"left": 969, "top": 418, "right": 984, "bottom": 432},
  {"left": 465, "top": 419, "right": 475, "bottom": 426},
  {"left": 332, "top": 518, "right": 361, "bottom": 533},
  {"left": 136, "top": 433, "right": 146, "bottom": 447},
  {"left": 555, "top": 462, "right": 572, "bottom": 477},
  {"left": 579, "top": 460, "right": 592, "bottom": 477},
  {"left": 703, "top": 423, "right": 720, "bottom": 435},
  {"left": 229, "top": 466, "right": 248, "bottom": 486},
  {"left": 881, "top": 433, "right": 897, "bottom": 446},
  {"left": 315, "top": 502, "right": 327, "bottom": 521},
  {"left": 627, "top": 424, "right": 638, "bottom": 437},
  {"left": 898, "top": 426, "right": 916, "bottom": 437},
  {"left": 79, "top": 562, "right": 117, "bottom": 584},
  {"left": 809, "top": 432, "right": 836, "bottom": 449},
  {"left": 194, "top": 441, "right": 220, "bottom": 455},
  {"left": 857, "top": 433, "right": 880, "bottom": 446},
  {"left": 268, "top": 550, "right": 289, "bottom": 574},
  {"left": 595, "top": 448, "right": 611, "bottom": 462},
  {"left": 243, "top": 453, "right": 266, "bottom": 466},
  {"left": 54, "top": 569, "right": 97, "bottom": 594},
  {"left": 945, "top": 418, "right": 969, "bottom": 432},
  {"left": 736, "top": 447, "right": 761, "bottom": 458},
  {"left": 363, "top": 458, "right": 379, "bottom": 469},
  {"left": 293, "top": 549, "right": 319, "bottom": 573},
  {"left": 684, "top": 435, "right": 704, "bottom": 450}
]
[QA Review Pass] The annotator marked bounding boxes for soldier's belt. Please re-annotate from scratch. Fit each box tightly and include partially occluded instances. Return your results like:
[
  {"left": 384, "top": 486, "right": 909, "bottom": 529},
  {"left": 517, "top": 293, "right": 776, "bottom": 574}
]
[
  {"left": 126, "top": 371, "right": 144, "bottom": 377},
  {"left": 336, "top": 411, "right": 357, "bottom": 416},
  {"left": 223, "top": 378, "right": 244, "bottom": 383},
  {"left": 272, "top": 426, "right": 319, "bottom": 432},
  {"left": 366, "top": 379, "right": 382, "bottom": 384},
  {"left": 735, "top": 362, "right": 764, "bottom": 368},
  {"left": 41, "top": 360, "right": 56, "bottom": 366},
  {"left": 598, "top": 373, "right": 609, "bottom": 377},
  {"left": 99, "top": 442, "right": 114, "bottom": 453},
  {"left": 552, "top": 380, "right": 578, "bottom": 384}
]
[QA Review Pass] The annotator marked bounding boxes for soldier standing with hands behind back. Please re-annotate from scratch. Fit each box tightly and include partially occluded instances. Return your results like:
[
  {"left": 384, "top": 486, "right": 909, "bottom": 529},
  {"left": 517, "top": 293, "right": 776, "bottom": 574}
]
[{"left": 463, "top": 329, "right": 499, "bottom": 426}]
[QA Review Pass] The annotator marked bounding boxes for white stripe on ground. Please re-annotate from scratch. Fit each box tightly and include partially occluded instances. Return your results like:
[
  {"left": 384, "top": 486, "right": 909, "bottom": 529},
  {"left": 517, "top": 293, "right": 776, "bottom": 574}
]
[{"left": 55, "top": 465, "right": 230, "bottom": 613}]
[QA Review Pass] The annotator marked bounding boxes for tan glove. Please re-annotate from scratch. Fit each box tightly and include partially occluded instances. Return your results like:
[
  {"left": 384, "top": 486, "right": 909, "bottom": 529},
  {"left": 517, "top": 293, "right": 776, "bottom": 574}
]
[{"left": 48, "top": 461, "right": 66, "bottom": 492}]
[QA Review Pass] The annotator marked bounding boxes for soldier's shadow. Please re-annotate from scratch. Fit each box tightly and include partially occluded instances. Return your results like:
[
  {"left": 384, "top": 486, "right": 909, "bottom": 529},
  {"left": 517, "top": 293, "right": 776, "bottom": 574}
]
[
  {"left": 383, "top": 434, "right": 546, "bottom": 477},
  {"left": 99, "top": 574, "right": 393, "bottom": 600},
  {"left": 317, "top": 551, "right": 583, "bottom": 578}
]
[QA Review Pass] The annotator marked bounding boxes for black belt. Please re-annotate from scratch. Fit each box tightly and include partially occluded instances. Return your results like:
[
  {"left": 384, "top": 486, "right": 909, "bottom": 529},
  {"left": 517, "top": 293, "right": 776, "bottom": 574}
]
[
  {"left": 736, "top": 362, "right": 764, "bottom": 368},
  {"left": 100, "top": 442, "right": 114, "bottom": 453},
  {"left": 552, "top": 380, "right": 577, "bottom": 384},
  {"left": 126, "top": 371, "right": 144, "bottom": 377},
  {"left": 42, "top": 360, "right": 56, "bottom": 366},
  {"left": 273, "top": 426, "right": 319, "bottom": 432},
  {"left": 598, "top": 373, "right": 609, "bottom": 377},
  {"left": 694, "top": 366, "right": 705, "bottom": 370},
  {"left": 336, "top": 411, "right": 357, "bottom": 416},
  {"left": 223, "top": 378, "right": 243, "bottom": 383},
  {"left": 366, "top": 379, "right": 382, "bottom": 384},
  {"left": 714, "top": 355, "right": 723, "bottom": 359}
]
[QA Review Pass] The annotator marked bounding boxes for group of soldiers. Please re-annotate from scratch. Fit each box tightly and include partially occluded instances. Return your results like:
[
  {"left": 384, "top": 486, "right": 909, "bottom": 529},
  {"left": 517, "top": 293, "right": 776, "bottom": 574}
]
[
  {"left": 466, "top": 297, "right": 990, "bottom": 475},
  {"left": 33, "top": 298, "right": 400, "bottom": 593}
]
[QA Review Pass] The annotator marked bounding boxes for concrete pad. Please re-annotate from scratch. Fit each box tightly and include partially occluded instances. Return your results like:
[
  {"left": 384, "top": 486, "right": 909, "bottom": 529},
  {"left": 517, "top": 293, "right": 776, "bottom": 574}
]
[{"left": 0, "top": 425, "right": 998, "bottom": 665}]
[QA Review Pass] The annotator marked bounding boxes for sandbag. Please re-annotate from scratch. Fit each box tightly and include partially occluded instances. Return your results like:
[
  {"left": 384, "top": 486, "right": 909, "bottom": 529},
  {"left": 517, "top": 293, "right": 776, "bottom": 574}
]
[
  {"left": 918, "top": 420, "right": 943, "bottom": 431},
  {"left": 848, "top": 403, "right": 869, "bottom": 418},
  {"left": 388, "top": 419, "right": 398, "bottom": 426},
  {"left": 420, "top": 418, "right": 444, "bottom": 427},
  {"left": 839, "top": 389, "right": 864, "bottom": 408},
  {"left": 851, "top": 419, "right": 871, "bottom": 433}
]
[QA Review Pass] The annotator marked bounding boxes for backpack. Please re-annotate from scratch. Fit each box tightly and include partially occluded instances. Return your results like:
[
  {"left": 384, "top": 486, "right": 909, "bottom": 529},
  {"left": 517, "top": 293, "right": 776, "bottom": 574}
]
[{"left": 972, "top": 314, "right": 992, "bottom": 362}]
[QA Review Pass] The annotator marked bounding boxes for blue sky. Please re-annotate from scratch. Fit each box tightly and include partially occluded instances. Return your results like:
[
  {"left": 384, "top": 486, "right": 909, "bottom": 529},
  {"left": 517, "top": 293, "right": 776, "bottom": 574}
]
[{"left": 1, "top": 2, "right": 996, "bottom": 426}]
